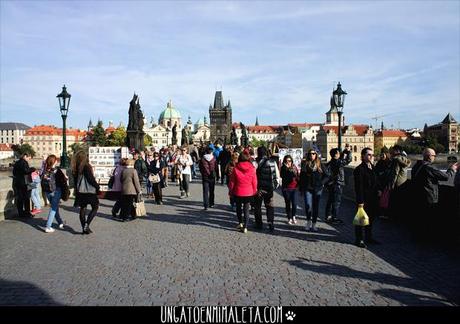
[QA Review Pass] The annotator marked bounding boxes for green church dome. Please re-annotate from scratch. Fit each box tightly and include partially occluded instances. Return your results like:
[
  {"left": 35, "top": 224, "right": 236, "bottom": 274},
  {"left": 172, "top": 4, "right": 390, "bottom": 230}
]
[{"left": 159, "top": 100, "right": 181, "bottom": 122}]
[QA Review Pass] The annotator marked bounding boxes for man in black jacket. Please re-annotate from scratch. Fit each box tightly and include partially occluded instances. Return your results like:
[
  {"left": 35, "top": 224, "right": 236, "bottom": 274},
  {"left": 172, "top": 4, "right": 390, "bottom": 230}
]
[
  {"left": 325, "top": 146, "right": 352, "bottom": 224},
  {"left": 411, "top": 148, "right": 458, "bottom": 236},
  {"left": 353, "top": 147, "right": 379, "bottom": 248},
  {"left": 12, "top": 153, "right": 36, "bottom": 217},
  {"left": 254, "top": 146, "right": 280, "bottom": 232}
]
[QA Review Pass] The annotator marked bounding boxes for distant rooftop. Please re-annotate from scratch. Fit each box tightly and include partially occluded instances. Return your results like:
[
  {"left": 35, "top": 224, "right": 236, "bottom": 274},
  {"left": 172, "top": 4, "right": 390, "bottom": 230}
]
[{"left": 0, "top": 122, "right": 31, "bottom": 131}]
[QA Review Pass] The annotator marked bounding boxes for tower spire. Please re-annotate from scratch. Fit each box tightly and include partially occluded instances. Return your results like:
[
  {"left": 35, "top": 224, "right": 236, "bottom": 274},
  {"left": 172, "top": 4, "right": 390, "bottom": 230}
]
[{"left": 255, "top": 116, "right": 259, "bottom": 126}]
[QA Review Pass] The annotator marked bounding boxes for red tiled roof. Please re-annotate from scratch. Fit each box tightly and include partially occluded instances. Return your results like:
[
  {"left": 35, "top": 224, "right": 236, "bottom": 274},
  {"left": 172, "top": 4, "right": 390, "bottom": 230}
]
[
  {"left": 247, "top": 126, "right": 279, "bottom": 133},
  {"left": 375, "top": 130, "right": 408, "bottom": 137},
  {"left": 321, "top": 124, "right": 371, "bottom": 136},
  {"left": 0, "top": 143, "right": 13, "bottom": 151},
  {"left": 288, "top": 123, "right": 322, "bottom": 128},
  {"left": 25, "top": 125, "right": 86, "bottom": 137}
]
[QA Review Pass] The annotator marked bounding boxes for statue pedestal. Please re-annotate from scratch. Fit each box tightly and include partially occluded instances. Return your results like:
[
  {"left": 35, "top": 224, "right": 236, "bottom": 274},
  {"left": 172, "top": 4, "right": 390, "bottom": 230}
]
[{"left": 127, "top": 130, "right": 145, "bottom": 151}]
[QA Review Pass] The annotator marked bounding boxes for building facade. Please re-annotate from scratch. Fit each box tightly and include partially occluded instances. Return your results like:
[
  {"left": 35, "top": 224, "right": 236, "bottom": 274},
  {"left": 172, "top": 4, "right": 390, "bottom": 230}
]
[
  {"left": 209, "top": 91, "right": 232, "bottom": 144},
  {"left": 424, "top": 113, "right": 459, "bottom": 153},
  {"left": 23, "top": 125, "right": 86, "bottom": 157},
  {"left": 288, "top": 123, "right": 322, "bottom": 151},
  {"left": 0, "top": 144, "right": 14, "bottom": 160},
  {"left": 0, "top": 122, "right": 30, "bottom": 145},
  {"left": 143, "top": 124, "right": 170, "bottom": 147},
  {"left": 317, "top": 124, "right": 374, "bottom": 163},
  {"left": 374, "top": 129, "right": 408, "bottom": 151}
]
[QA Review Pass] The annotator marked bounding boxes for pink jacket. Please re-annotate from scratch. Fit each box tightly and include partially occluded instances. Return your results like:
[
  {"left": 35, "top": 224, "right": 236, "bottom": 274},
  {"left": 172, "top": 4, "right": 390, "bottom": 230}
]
[{"left": 228, "top": 161, "right": 257, "bottom": 197}]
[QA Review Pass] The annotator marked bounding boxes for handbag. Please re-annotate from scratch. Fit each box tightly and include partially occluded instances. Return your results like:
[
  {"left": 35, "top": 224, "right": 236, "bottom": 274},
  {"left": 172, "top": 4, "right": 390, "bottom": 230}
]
[
  {"left": 149, "top": 173, "right": 161, "bottom": 184},
  {"left": 352, "top": 206, "right": 370, "bottom": 226},
  {"left": 133, "top": 198, "right": 147, "bottom": 217},
  {"left": 77, "top": 174, "right": 96, "bottom": 194},
  {"left": 379, "top": 187, "right": 390, "bottom": 209}
]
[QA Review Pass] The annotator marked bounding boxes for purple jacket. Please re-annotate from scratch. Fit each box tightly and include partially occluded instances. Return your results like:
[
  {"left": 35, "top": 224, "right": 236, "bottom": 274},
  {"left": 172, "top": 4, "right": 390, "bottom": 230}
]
[{"left": 111, "top": 165, "right": 125, "bottom": 192}]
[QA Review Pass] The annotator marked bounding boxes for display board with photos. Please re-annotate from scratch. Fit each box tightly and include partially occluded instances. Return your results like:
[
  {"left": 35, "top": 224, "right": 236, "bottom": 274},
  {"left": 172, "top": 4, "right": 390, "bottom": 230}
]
[
  {"left": 88, "top": 147, "right": 130, "bottom": 191},
  {"left": 278, "top": 148, "right": 303, "bottom": 170}
]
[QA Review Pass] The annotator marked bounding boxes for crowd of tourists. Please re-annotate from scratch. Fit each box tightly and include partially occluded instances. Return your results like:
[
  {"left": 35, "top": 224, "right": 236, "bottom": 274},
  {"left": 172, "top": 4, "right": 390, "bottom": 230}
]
[{"left": 11, "top": 141, "right": 460, "bottom": 248}]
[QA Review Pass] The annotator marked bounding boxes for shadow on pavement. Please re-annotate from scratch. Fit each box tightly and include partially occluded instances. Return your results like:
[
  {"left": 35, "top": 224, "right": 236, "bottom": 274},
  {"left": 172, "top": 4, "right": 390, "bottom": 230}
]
[
  {"left": 0, "top": 278, "right": 62, "bottom": 305},
  {"left": 285, "top": 258, "right": 454, "bottom": 306}
]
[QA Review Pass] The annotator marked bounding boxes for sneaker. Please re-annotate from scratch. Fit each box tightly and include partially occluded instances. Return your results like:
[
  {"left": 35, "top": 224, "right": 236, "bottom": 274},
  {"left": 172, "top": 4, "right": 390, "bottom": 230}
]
[
  {"left": 293, "top": 216, "right": 297, "bottom": 224},
  {"left": 306, "top": 220, "right": 312, "bottom": 230},
  {"left": 186, "top": 192, "right": 190, "bottom": 198},
  {"left": 288, "top": 219, "right": 294, "bottom": 225},
  {"left": 311, "top": 223, "right": 318, "bottom": 232},
  {"left": 236, "top": 223, "right": 243, "bottom": 230},
  {"left": 59, "top": 223, "right": 64, "bottom": 229},
  {"left": 242, "top": 228, "right": 248, "bottom": 234},
  {"left": 209, "top": 204, "right": 214, "bottom": 208},
  {"left": 45, "top": 227, "right": 55, "bottom": 233},
  {"left": 325, "top": 215, "right": 333, "bottom": 223},
  {"left": 356, "top": 241, "right": 367, "bottom": 248},
  {"left": 31, "top": 209, "right": 42, "bottom": 215},
  {"left": 203, "top": 207, "right": 208, "bottom": 211}
]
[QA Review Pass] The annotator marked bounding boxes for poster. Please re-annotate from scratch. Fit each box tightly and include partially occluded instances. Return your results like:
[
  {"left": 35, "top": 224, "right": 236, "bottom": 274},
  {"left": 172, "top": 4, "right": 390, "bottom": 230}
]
[
  {"left": 278, "top": 148, "right": 303, "bottom": 170},
  {"left": 88, "top": 147, "right": 130, "bottom": 191}
]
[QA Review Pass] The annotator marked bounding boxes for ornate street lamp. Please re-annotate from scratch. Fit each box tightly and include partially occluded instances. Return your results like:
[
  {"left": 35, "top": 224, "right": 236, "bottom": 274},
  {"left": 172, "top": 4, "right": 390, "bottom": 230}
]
[
  {"left": 57, "top": 85, "right": 71, "bottom": 168},
  {"left": 332, "top": 82, "right": 347, "bottom": 151}
]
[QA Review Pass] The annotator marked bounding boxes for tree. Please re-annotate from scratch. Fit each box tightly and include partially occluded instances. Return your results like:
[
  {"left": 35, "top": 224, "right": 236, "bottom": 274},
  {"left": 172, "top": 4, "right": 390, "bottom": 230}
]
[
  {"left": 11, "top": 144, "right": 36, "bottom": 158},
  {"left": 249, "top": 136, "right": 269, "bottom": 149},
  {"left": 425, "top": 135, "right": 445, "bottom": 153},
  {"left": 144, "top": 134, "right": 153, "bottom": 147},
  {"left": 106, "top": 126, "right": 127, "bottom": 146},
  {"left": 91, "top": 121, "right": 107, "bottom": 146}
]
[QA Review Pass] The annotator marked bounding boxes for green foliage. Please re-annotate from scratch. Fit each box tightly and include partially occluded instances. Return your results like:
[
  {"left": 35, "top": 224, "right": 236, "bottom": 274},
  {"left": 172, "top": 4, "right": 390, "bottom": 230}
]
[
  {"left": 106, "top": 126, "right": 127, "bottom": 146},
  {"left": 425, "top": 135, "right": 445, "bottom": 153},
  {"left": 249, "top": 136, "right": 268, "bottom": 149},
  {"left": 144, "top": 134, "right": 153, "bottom": 147},
  {"left": 399, "top": 143, "right": 422, "bottom": 154},
  {"left": 91, "top": 121, "right": 106, "bottom": 146},
  {"left": 11, "top": 144, "right": 36, "bottom": 158}
]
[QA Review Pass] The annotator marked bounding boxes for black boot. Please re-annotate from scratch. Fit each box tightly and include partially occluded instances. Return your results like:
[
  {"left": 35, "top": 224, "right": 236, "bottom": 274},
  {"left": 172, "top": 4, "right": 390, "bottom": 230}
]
[{"left": 355, "top": 226, "right": 366, "bottom": 248}]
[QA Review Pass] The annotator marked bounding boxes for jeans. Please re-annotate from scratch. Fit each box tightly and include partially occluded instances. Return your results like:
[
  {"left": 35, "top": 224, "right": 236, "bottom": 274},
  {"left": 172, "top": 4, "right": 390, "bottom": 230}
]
[
  {"left": 181, "top": 174, "right": 190, "bottom": 194},
  {"left": 254, "top": 190, "right": 275, "bottom": 225},
  {"left": 282, "top": 189, "right": 297, "bottom": 220},
  {"left": 302, "top": 190, "right": 322, "bottom": 223},
  {"left": 235, "top": 196, "right": 253, "bottom": 228},
  {"left": 31, "top": 187, "right": 41, "bottom": 210},
  {"left": 46, "top": 188, "right": 63, "bottom": 228},
  {"left": 146, "top": 179, "right": 153, "bottom": 195},
  {"left": 202, "top": 179, "right": 215, "bottom": 208},
  {"left": 192, "top": 163, "right": 197, "bottom": 178},
  {"left": 325, "top": 184, "right": 343, "bottom": 220}
]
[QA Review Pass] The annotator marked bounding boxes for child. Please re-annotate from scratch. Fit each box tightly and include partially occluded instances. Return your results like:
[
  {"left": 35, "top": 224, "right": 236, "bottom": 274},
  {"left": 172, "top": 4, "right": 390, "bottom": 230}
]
[{"left": 30, "top": 170, "right": 42, "bottom": 215}]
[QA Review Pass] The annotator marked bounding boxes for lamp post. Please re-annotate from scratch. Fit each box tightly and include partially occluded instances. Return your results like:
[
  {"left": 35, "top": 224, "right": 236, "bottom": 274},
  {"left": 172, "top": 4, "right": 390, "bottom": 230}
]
[
  {"left": 57, "top": 85, "right": 71, "bottom": 168},
  {"left": 332, "top": 82, "right": 347, "bottom": 152}
]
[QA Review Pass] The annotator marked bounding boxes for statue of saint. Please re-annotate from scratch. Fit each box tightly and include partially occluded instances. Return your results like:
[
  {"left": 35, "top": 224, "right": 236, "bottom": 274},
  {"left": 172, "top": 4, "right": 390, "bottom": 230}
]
[
  {"left": 128, "top": 94, "right": 138, "bottom": 130},
  {"left": 172, "top": 122, "right": 178, "bottom": 145},
  {"left": 240, "top": 122, "right": 249, "bottom": 147},
  {"left": 230, "top": 127, "right": 238, "bottom": 146},
  {"left": 181, "top": 127, "right": 188, "bottom": 146}
]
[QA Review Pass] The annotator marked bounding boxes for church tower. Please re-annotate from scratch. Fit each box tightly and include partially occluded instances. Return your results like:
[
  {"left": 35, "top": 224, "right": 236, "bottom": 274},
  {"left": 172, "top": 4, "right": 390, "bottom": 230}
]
[
  {"left": 209, "top": 91, "right": 232, "bottom": 144},
  {"left": 325, "top": 95, "right": 345, "bottom": 126}
]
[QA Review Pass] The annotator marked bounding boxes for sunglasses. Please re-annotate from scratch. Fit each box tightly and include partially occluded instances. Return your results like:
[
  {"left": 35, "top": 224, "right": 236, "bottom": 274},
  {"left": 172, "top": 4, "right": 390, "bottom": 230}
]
[
  {"left": 286, "top": 159, "right": 292, "bottom": 162},
  {"left": 308, "top": 152, "right": 317, "bottom": 155}
]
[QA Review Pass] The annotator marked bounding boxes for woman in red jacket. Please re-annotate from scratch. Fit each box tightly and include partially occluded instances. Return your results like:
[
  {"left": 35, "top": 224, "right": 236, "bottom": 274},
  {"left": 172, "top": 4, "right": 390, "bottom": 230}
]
[{"left": 228, "top": 150, "right": 258, "bottom": 233}]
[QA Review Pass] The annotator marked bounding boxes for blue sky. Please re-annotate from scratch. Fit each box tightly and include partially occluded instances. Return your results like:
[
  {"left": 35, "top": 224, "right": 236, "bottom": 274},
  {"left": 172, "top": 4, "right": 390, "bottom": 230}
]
[{"left": 1, "top": 0, "right": 459, "bottom": 130}]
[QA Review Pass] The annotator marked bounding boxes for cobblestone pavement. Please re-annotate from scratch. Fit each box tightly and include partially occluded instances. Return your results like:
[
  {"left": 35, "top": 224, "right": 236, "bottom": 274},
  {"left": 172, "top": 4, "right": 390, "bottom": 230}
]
[{"left": 1, "top": 178, "right": 459, "bottom": 306}]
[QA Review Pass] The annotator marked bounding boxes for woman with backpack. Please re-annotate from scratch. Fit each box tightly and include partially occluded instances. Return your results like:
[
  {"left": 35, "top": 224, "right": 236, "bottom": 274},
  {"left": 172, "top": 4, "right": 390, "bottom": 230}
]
[
  {"left": 71, "top": 150, "right": 100, "bottom": 234},
  {"left": 42, "top": 155, "right": 69, "bottom": 233},
  {"left": 299, "top": 149, "right": 329, "bottom": 232},
  {"left": 280, "top": 154, "right": 299, "bottom": 225}
]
